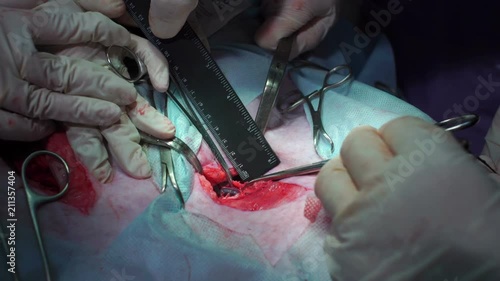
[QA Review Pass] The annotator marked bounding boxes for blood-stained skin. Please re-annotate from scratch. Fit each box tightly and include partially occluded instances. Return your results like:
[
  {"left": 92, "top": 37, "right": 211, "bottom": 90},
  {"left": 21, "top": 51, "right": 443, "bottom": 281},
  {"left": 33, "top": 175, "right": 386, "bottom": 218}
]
[{"left": 199, "top": 165, "right": 308, "bottom": 211}]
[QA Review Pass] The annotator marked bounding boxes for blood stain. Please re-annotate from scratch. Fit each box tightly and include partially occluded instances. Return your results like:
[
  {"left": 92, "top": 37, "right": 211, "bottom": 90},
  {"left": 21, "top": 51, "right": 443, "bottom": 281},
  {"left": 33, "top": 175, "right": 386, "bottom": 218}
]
[
  {"left": 137, "top": 104, "right": 149, "bottom": 115},
  {"left": 304, "top": 196, "right": 322, "bottom": 222},
  {"left": 2, "top": 130, "right": 97, "bottom": 215},
  {"left": 43, "top": 132, "right": 97, "bottom": 214}
]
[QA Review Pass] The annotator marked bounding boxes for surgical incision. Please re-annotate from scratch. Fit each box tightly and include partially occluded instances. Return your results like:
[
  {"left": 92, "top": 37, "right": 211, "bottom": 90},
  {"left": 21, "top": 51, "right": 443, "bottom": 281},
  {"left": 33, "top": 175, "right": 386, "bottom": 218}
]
[{"left": 199, "top": 164, "right": 308, "bottom": 211}]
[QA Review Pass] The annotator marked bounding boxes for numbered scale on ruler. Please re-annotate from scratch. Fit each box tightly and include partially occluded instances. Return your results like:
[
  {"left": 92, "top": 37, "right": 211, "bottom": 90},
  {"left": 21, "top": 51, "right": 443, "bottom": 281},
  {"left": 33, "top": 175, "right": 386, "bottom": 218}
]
[{"left": 124, "top": 0, "right": 280, "bottom": 180}]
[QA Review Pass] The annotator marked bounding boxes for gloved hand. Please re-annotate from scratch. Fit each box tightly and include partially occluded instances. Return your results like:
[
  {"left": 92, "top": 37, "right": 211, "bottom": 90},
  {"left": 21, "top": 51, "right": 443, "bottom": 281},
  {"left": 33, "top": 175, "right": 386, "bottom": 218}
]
[
  {"left": 315, "top": 116, "right": 500, "bottom": 281},
  {"left": 255, "top": 0, "right": 340, "bottom": 59},
  {"left": 37, "top": 0, "right": 175, "bottom": 182},
  {"left": 480, "top": 106, "right": 500, "bottom": 182},
  {"left": 76, "top": 0, "right": 198, "bottom": 39},
  {"left": 0, "top": 6, "right": 137, "bottom": 141}
]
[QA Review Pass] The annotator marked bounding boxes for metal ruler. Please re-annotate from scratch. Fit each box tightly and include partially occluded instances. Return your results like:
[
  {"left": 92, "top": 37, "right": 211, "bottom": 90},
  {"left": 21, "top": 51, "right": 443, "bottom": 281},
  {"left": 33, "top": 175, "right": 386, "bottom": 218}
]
[{"left": 123, "top": 0, "right": 280, "bottom": 180}]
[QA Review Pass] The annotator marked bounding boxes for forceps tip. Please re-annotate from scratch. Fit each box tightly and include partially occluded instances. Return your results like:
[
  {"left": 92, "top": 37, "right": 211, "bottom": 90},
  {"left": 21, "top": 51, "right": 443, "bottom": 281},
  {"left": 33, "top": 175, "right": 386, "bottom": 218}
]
[
  {"left": 220, "top": 186, "right": 240, "bottom": 197},
  {"left": 436, "top": 114, "right": 480, "bottom": 132}
]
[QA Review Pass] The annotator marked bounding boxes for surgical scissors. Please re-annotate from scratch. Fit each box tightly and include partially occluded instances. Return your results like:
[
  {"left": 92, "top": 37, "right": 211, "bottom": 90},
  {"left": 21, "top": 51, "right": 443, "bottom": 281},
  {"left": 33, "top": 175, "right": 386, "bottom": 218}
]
[
  {"left": 105, "top": 45, "right": 203, "bottom": 202},
  {"left": 282, "top": 62, "right": 353, "bottom": 159},
  {"left": 21, "top": 150, "right": 70, "bottom": 281}
]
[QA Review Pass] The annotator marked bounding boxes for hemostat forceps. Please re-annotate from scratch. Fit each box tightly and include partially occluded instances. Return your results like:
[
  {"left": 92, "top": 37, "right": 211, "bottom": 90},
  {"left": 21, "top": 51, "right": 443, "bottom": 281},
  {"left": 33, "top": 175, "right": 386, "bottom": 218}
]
[
  {"left": 20, "top": 151, "right": 70, "bottom": 281},
  {"left": 138, "top": 133, "right": 203, "bottom": 174},
  {"left": 126, "top": 131, "right": 202, "bottom": 205},
  {"left": 158, "top": 99, "right": 185, "bottom": 203},
  {"left": 283, "top": 62, "right": 353, "bottom": 159},
  {"left": 138, "top": 116, "right": 200, "bottom": 205},
  {"left": 105, "top": 45, "right": 203, "bottom": 203}
]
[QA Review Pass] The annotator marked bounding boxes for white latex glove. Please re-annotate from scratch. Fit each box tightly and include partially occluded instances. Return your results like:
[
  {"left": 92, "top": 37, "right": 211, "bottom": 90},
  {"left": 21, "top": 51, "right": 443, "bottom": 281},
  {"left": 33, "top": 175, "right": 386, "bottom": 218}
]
[
  {"left": 37, "top": 0, "right": 175, "bottom": 182},
  {"left": 481, "top": 106, "right": 500, "bottom": 182},
  {"left": 0, "top": 6, "right": 138, "bottom": 141},
  {"left": 315, "top": 116, "right": 500, "bottom": 281},
  {"left": 76, "top": 0, "right": 198, "bottom": 39},
  {"left": 255, "top": 0, "right": 340, "bottom": 59}
]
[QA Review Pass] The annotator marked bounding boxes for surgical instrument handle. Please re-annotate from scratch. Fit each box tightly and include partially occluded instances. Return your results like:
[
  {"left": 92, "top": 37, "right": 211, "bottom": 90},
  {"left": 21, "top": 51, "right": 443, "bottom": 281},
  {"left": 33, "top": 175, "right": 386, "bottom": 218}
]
[
  {"left": 22, "top": 150, "right": 70, "bottom": 281},
  {"left": 255, "top": 34, "right": 295, "bottom": 132},
  {"left": 247, "top": 160, "right": 328, "bottom": 184},
  {"left": 138, "top": 132, "right": 203, "bottom": 174},
  {"left": 436, "top": 114, "right": 479, "bottom": 132},
  {"left": 246, "top": 114, "right": 479, "bottom": 184}
]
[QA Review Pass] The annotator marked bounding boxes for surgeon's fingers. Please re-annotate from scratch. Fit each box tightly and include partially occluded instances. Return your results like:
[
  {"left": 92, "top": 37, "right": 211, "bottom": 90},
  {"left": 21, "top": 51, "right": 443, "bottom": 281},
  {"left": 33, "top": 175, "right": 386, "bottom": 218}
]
[
  {"left": 255, "top": 10, "right": 307, "bottom": 50},
  {"left": 74, "top": 0, "right": 126, "bottom": 18},
  {"left": 29, "top": 10, "right": 131, "bottom": 47},
  {"left": 340, "top": 126, "right": 394, "bottom": 189},
  {"left": 0, "top": 109, "right": 55, "bottom": 141},
  {"left": 315, "top": 157, "right": 358, "bottom": 216},
  {"left": 255, "top": 0, "right": 337, "bottom": 57},
  {"left": 127, "top": 95, "right": 176, "bottom": 139},
  {"left": 101, "top": 113, "right": 152, "bottom": 179},
  {"left": 149, "top": 0, "right": 198, "bottom": 38},
  {"left": 255, "top": 13, "right": 334, "bottom": 58},
  {"left": 256, "top": 16, "right": 333, "bottom": 59},
  {"left": 129, "top": 34, "right": 170, "bottom": 92},
  {"left": 5, "top": 84, "right": 122, "bottom": 127},
  {"left": 115, "top": 12, "right": 137, "bottom": 27},
  {"left": 482, "top": 107, "right": 500, "bottom": 173},
  {"left": 66, "top": 124, "right": 114, "bottom": 183},
  {"left": 25, "top": 53, "right": 137, "bottom": 106},
  {"left": 379, "top": 116, "right": 461, "bottom": 156},
  {"left": 291, "top": 16, "right": 336, "bottom": 58}
]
